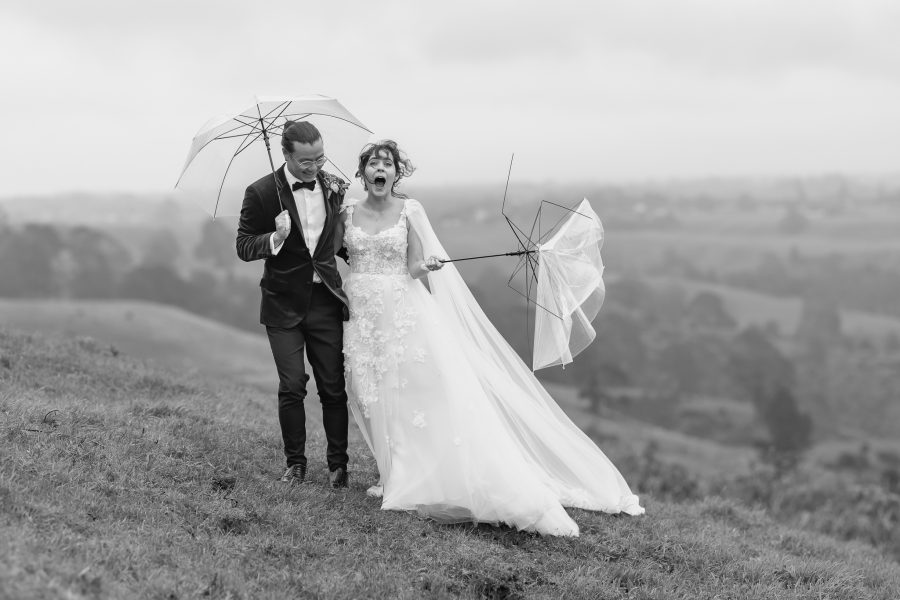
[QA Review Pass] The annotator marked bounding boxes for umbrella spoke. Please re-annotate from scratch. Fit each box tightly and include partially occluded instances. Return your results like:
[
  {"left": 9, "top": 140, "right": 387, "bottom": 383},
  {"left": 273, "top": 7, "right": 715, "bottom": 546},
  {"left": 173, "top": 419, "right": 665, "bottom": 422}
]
[
  {"left": 274, "top": 111, "right": 373, "bottom": 132},
  {"left": 260, "top": 101, "right": 292, "bottom": 121},
  {"left": 324, "top": 159, "right": 353, "bottom": 183},
  {"left": 527, "top": 204, "right": 542, "bottom": 249},
  {"left": 213, "top": 149, "right": 243, "bottom": 218},
  {"left": 535, "top": 199, "right": 593, "bottom": 245},
  {"left": 233, "top": 129, "right": 267, "bottom": 157},
  {"left": 280, "top": 112, "right": 314, "bottom": 121},
  {"left": 232, "top": 115, "right": 263, "bottom": 130},
  {"left": 505, "top": 216, "right": 534, "bottom": 252}
]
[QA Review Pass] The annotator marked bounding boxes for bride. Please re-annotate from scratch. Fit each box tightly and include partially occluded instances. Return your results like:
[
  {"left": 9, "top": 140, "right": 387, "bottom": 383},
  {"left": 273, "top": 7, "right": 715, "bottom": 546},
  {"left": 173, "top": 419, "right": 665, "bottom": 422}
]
[{"left": 336, "top": 140, "right": 643, "bottom": 536}]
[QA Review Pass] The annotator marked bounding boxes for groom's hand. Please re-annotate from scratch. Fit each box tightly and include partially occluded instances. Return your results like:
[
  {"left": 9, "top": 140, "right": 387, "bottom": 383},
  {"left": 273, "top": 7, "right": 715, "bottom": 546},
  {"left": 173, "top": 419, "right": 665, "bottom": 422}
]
[{"left": 273, "top": 210, "right": 291, "bottom": 245}]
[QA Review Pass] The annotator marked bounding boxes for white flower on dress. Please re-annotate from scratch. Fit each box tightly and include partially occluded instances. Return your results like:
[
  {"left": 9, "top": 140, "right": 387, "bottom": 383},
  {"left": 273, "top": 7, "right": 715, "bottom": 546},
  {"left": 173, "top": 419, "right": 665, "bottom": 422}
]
[
  {"left": 413, "top": 348, "right": 427, "bottom": 363},
  {"left": 412, "top": 410, "right": 427, "bottom": 428}
]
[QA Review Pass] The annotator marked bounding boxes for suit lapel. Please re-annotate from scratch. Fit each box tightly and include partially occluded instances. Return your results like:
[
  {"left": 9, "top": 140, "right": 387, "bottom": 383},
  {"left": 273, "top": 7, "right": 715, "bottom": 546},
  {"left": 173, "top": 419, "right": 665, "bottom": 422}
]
[
  {"left": 276, "top": 166, "right": 308, "bottom": 250},
  {"left": 312, "top": 172, "right": 334, "bottom": 257}
]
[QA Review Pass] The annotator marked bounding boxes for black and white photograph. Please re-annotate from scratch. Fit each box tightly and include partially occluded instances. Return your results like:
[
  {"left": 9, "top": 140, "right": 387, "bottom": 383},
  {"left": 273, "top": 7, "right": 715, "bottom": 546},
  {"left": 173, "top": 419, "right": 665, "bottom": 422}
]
[{"left": 1, "top": 1, "right": 899, "bottom": 598}]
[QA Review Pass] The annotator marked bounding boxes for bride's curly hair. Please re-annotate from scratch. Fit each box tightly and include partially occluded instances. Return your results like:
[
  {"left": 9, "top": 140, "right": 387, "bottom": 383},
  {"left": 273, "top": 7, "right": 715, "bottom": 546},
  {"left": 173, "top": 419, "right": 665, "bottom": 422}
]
[{"left": 356, "top": 140, "right": 415, "bottom": 198}]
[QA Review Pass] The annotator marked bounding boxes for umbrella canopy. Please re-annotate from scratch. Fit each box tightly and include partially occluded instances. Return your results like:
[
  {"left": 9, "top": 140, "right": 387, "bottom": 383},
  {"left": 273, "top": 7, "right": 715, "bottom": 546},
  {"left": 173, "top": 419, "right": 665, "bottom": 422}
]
[
  {"left": 175, "top": 95, "right": 372, "bottom": 217},
  {"left": 532, "top": 199, "right": 605, "bottom": 370}
]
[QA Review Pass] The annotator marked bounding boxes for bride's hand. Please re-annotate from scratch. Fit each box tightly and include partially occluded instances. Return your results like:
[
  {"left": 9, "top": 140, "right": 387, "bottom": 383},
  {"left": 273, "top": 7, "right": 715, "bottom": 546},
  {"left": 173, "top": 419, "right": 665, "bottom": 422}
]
[{"left": 424, "top": 256, "right": 445, "bottom": 271}]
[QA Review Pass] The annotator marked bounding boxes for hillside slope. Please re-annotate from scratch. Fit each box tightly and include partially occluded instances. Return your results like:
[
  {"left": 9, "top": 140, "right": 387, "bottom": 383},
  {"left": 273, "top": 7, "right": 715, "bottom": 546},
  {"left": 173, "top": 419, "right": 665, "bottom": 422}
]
[
  {"left": 2, "top": 330, "right": 899, "bottom": 599},
  {"left": 0, "top": 298, "right": 276, "bottom": 390}
]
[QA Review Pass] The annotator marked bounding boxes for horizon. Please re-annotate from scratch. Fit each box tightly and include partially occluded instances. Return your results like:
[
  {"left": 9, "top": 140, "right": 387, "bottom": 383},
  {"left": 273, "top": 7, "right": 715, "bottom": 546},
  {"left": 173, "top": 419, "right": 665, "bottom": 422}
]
[{"left": 2, "top": 0, "right": 899, "bottom": 196}]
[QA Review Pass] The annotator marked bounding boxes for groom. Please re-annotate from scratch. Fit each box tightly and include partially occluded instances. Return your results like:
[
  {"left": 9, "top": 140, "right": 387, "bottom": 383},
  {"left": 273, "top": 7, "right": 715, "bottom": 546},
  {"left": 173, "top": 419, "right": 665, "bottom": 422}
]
[{"left": 236, "top": 120, "right": 350, "bottom": 488}]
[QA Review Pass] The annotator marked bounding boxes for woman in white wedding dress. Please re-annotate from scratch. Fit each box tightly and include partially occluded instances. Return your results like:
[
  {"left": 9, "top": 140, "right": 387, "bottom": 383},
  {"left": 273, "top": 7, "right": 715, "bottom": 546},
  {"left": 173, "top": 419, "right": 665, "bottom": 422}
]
[{"left": 337, "top": 140, "right": 643, "bottom": 536}]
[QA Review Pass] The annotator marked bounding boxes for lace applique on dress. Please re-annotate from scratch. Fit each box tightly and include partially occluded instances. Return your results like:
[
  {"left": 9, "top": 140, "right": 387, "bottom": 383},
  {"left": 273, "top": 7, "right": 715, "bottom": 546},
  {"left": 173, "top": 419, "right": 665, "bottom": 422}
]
[{"left": 342, "top": 201, "right": 418, "bottom": 417}]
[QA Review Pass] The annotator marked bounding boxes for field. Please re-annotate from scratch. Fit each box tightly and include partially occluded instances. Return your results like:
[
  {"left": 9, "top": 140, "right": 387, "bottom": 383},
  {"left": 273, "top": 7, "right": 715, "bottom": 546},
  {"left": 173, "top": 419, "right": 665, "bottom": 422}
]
[{"left": 4, "top": 329, "right": 900, "bottom": 599}]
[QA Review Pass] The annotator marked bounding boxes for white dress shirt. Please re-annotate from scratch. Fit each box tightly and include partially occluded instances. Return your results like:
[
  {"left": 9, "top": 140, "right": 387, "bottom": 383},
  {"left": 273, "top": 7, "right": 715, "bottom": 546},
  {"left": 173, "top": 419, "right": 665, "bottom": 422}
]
[{"left": 271, "top": 165, "right": 326, "bottom": 282}]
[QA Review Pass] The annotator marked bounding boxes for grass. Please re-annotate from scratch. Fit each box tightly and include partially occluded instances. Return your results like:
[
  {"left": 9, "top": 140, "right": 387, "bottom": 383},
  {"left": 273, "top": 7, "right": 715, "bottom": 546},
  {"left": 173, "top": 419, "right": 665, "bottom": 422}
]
[
  {"left": 0, "top": 298, "right": 275, "bottom": 390},
  {"left": 2, "top": 329, "right": 900, "bottom": 599}
]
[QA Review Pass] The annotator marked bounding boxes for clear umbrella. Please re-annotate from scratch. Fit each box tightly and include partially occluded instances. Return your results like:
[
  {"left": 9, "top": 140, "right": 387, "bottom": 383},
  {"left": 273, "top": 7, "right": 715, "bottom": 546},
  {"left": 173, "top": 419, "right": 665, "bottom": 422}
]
[
  {"left": 442, "top": 157, "right": 605, "bottom": 370},
  {"left": 175, "top": 95, "right": 372, "bottom": 217}
]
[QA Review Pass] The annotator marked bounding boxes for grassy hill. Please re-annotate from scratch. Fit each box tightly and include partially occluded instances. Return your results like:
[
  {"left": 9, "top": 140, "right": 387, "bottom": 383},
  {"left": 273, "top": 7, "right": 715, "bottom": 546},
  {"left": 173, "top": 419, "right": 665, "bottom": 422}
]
[
  {"left": 2, "top": 329, "right": 899, "bottom": 599},
  {"left": 0, "top": 299, "right": 276, "bottom": 391}
]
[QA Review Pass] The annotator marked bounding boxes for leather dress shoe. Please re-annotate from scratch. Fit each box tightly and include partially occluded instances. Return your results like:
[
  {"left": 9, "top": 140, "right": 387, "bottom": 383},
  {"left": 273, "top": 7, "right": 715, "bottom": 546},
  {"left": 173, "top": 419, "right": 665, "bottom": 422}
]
[
  {"left": 329, "top": 467, "right": 348, "bottom": 489},
  {"left": 280, "top": 464, "right": 307, "bottom": 484}
]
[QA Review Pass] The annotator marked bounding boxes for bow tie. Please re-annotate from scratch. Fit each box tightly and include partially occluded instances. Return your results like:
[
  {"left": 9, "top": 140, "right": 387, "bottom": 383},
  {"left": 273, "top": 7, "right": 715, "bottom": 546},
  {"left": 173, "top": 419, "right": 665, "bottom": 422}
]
[{"left": 292, "top": 179, "right": 316, "bottom": 192}]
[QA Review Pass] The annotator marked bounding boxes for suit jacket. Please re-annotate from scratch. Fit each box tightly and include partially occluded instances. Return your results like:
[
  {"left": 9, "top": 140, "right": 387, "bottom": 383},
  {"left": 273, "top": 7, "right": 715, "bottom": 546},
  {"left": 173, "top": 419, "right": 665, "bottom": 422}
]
[{"left": 236, "top": 165, "right": 350, "bottom": 327}]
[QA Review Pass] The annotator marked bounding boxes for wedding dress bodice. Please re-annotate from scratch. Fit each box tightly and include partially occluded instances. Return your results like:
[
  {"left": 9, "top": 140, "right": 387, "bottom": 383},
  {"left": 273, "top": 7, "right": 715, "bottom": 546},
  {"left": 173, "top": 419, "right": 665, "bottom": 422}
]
[{"left": 344, "top": 202, "right": 408, "bottom": 276}]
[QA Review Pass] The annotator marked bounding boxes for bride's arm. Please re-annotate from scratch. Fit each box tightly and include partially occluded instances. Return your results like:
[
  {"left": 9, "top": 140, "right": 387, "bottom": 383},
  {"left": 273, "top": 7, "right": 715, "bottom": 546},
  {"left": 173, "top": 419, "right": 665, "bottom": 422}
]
[
  {"left": 407, "top": 227, "right": 430, "bottom": 279},
  {"left": 407, "top": 227, "right": 444, "bottom": 279},
  {"left": 334, "top": 211, "right": 350, "bottom": 264}
]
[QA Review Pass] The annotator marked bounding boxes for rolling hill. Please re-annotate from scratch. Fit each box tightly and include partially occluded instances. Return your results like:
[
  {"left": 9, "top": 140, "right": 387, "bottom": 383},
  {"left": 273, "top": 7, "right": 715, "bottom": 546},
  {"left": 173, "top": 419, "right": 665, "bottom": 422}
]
[
  {"left": 0, "top": 298, "right": 276, "bottom": 391},
  {"left": 625, "top": 276, "right": 900, "bottom": 341},
  {"left": 2, "top": 329, "right": 899, "bottom": 599}
]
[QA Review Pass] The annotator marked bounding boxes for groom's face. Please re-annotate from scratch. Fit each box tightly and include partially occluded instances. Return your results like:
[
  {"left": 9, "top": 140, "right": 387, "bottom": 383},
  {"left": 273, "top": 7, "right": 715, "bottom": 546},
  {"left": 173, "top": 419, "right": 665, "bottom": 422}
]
[{"left": 284, "top": 138, "right": 325, "bottom": 182}]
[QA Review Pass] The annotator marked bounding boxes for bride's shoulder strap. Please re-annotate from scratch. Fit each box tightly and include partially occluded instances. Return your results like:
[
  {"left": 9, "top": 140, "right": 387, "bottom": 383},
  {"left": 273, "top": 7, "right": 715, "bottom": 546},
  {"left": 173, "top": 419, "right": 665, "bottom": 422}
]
[{"left": 404, "top": 198, "right": 424, "bottom": 215}]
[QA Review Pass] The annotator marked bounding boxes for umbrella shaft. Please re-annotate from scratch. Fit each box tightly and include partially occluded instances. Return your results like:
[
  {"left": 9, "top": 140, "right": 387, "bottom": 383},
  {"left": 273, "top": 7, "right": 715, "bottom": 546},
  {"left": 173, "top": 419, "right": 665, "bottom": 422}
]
[
  {"left": 259, "top": 116, "right": 284, "bottom": 212},
  {"left": 444, "top": 249, "right": 535, "bottom": 263}
]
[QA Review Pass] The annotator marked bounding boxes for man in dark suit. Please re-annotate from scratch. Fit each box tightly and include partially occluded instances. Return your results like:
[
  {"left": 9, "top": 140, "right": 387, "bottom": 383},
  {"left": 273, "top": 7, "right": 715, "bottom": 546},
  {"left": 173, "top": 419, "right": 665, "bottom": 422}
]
[{"left": 236, "top": 120, "right": 350, "bottom": 488}]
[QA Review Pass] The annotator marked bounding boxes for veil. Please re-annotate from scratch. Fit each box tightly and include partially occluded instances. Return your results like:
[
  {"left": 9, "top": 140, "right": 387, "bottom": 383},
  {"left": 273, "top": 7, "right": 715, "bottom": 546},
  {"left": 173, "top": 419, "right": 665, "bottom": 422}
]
[{"left": 406, "top": 200, "right": 643, "bottom": 514}]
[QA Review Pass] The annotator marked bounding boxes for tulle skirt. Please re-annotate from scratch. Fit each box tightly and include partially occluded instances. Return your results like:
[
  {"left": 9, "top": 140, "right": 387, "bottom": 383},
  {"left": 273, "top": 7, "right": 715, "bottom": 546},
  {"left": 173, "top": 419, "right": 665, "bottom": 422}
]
[{"left": 343, "top": 271, "right": 642, "bottom": 536}]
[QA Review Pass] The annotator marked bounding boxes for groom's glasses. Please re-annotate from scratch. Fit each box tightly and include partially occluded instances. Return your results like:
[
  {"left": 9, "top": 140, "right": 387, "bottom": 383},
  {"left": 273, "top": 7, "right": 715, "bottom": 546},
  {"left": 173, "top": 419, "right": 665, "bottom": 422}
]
[{"left": 291, "top": 155, "right": 328, "bottom": 169}]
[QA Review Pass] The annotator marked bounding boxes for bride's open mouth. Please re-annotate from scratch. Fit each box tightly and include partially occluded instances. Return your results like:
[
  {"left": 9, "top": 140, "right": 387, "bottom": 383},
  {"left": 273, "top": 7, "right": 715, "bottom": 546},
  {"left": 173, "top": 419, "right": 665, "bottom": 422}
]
[{"left": 372, "top": 175, "right": 387, "bottom": 191}]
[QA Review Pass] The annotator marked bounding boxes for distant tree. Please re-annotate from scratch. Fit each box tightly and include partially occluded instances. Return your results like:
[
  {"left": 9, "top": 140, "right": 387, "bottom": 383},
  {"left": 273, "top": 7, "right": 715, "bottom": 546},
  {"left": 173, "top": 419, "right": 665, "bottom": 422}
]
[
  {"left": 685, "top": 291, "right": 736, "bottom": 331},
  {"left": 141, "top": 230, "right": 182, "bottom": 268},
  {"left": 181, "top": 269, "right": 222, "bottom": 314},
  {"left": 195, "top": 219, "right": 235, "bottom": 270},
  {"left": 795, "top": 296, "right": 843, "bottom": 363},
  {"left": 655, "top": 334, "right": 732, "bottom": 396},
  {"left": 756, "top": 383, "right": 812, "bottom": 471},
  {"left": 729, "top": 326, "right": 812, "bottom": 467},
  {"left": 777, "top": 205, "right": 810, "bottom": 234},
  {"left": 755, "top": 253, "right": 797, "bottom": 296},
  {"left": 118, "top": 263, "right": 189, "bottom": 306},
  {"left": 607, "top": 277, "right": 653, "bottom": 314},
  {"left": 0, "top": 225, "right": 62, "bottom": 297},
  {"left": 656, "top": 339, "right": 702, "bottom": 394},
  {"left": 650, "top": 285, "right": 687, "bottom": 330},
  {"left": 51, "top": 249, "right": 78, "bottom": 298},
  {"left": 572, "top": 311, "right": 646, "bottom": 390},
  {"left": 66, "top": 226, "right": 128, "bottom": 299},
  {"left": 885, "top": 332, "right": 900, "bottom": 354},
  {"left": 579, "top": 372, "right": 605, "bottom": 416},
  {"left": 729, "top": 327, "right": 795, "bottom": 403}
]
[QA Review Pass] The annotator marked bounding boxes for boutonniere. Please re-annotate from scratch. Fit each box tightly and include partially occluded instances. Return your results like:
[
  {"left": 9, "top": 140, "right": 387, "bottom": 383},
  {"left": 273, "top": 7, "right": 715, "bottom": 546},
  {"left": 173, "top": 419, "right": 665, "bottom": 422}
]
[{"left": 321, "top": 172, "right": 349, "bottom": 196}]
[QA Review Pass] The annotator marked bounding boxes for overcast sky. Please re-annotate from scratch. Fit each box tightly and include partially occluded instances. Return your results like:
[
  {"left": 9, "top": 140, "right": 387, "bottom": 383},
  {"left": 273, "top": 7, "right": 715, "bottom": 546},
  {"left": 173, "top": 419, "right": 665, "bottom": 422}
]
[{"left": 1, "top": 0, "right": 898, "bottom": 196}]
